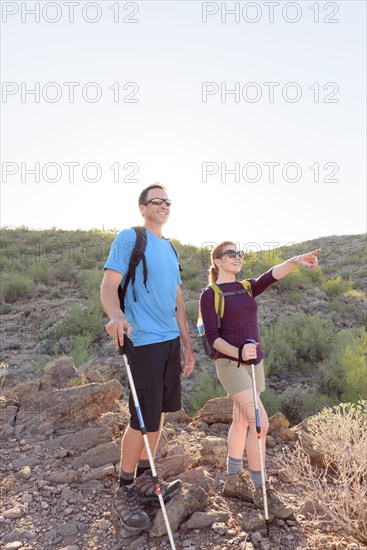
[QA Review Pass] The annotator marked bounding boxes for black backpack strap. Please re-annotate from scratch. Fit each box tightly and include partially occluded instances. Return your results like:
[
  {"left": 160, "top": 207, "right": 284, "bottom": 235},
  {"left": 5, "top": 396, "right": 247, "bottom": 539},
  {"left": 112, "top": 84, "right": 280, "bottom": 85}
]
[
  {"left": 117, "top": 226, "right": 148, "bottom": 311},
  {"left": 130, "top": 227, "right": 148, "bottom": 299}
]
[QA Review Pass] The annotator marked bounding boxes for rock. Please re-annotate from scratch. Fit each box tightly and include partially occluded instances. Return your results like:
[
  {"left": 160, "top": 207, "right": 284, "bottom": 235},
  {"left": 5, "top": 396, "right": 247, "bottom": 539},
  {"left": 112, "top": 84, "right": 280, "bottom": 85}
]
[
  {"left": 4, "top": 543, "right": 23, "bottom": 550},
  {"left": 80, "top": 464, "right": 115, "bottom": 482},
  {"left": 211, "top": 521, "right": 227, "bottom": 535},
  {"left": 176, "top": 467, "right": 215, "bottom": 491},
  {"left": 165, "top": 408, "right": 191, "bottom": 424},
  {"left": 60, "top": 425, "right": 114, "bottom": 451},
  {"left": 3, "top": 528, "right": 35, "bottom": 543},
  {"left": 15, "top": 379, "right": 122, "bottom": 435},
  {"left": 13, "top": 456, "right": 41, "bottom": 470},
  {"left": 73, "top": 441, "right": 120, "bottom": 469},
  {"left": 39, "top": 357, "right": 84, "bottom": 390},
  {"left": 278, "top": 469, "right": 293, "bottom": 483},
  {"left": 266, "top": 435, "right": 277, "bottom": 448},
  {"left": 167, "top": 444, "right": 186, "bottom": 457},
  {"left": 192, "top": 397, "right": 233, "bottom": 425},
  {"left": 57, "top": 522, "right": 79, "bottom": 537},
  {"left": 150, "top": 483, "right": 209, "bottom": 537},
  {"left": 18, "top": 465, "right": 32, "bottom": 480},
  {"left": 79, "top": 480, "right": 104, "bottom": 496},
  {"left": 295, "top": 430, "right": 325, "bottom": 467},
  {"left": 3, "top": 505, "right": 25, "bottom": 519},
  {"left": 200, "top": 436, "right": 227, "bottom": 466},
  {"left": 268, "top": 412, "right": 290, "bottom": 433},
  {"left": 299, "top": 499, "right": 331, "bottom": 521},
  {"left": 252, "top": 531, "right": 262, "bottom": 543},
  {"left": 155, "top": 454, "right": 195, "bottom": 479},
  {"left": 3, "top": 381, "right": 39, "bottom": 402},
  {"left": 272, "top": 425, "right": 297, "bottom": 442},
  {"left": 155, "top": 429, "right": 169, "bottom": 458},
  {"left": 78, "top": 357, "right": 126, "bottom": 384},
  {"left": 180, "top": 511, "right": 230, "bottom": 530},
  {"left": 47, "top": 470, "right": 79, "bottom": 484},
  {"left": 241, "top": 509, "right": 268, "bottom": 532}
]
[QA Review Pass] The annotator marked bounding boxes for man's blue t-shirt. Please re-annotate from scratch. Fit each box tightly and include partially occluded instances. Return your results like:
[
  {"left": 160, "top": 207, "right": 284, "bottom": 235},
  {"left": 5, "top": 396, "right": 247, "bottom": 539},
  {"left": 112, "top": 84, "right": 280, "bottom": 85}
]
[{"left": 104, "top": 228, "right": 181, "bottom": 347}]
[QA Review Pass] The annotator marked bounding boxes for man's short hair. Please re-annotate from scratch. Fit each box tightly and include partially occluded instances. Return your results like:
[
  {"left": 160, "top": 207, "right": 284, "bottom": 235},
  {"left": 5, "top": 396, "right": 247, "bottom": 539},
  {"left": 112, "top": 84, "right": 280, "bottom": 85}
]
[{"left": 138, "top": 183, "right": 166, "bottom": 205}]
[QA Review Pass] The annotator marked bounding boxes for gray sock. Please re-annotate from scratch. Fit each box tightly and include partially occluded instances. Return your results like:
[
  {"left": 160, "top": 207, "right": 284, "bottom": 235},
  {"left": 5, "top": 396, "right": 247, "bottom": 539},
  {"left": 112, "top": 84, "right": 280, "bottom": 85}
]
[
  {"left": 249, "top": 469, "right": 266, "bottom": 489},
  {"left": 119, "top": 468, "right": 135, "bottom": 487},
  {"left": 227, "top": 456, "right": 243, "bottom": 476}
]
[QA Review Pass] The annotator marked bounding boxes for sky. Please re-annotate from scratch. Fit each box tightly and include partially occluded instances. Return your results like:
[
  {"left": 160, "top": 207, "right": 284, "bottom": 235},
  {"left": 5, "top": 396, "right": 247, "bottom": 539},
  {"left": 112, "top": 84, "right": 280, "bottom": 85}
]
[{"left": 1, "top": 0, "right": 366, "bottom": 250}]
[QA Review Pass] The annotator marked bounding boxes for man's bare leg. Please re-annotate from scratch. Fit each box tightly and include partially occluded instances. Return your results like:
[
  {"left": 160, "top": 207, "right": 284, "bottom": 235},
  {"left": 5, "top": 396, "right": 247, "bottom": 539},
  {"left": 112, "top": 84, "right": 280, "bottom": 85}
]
[{"left": 120, "top": 414, "right": 164, "bottom": 473}]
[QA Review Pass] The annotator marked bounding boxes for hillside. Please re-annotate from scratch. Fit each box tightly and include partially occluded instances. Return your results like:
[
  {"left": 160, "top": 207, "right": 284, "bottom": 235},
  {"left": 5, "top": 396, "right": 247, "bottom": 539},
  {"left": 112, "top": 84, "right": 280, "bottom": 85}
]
[
  {"left": 0, "top": 229, "right": 366, "bottom": 550},
  {"left": 0, "top": 229, "right": 365, "bottom": 419}
]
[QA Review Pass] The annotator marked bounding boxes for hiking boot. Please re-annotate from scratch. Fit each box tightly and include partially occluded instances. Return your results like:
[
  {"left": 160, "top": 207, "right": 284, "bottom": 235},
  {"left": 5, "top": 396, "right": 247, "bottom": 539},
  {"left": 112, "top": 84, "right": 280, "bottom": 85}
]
[
  {"left": 222, "top": 470, "right": 254, "bottom": 502},
  {"left": 253, "top": 482, "right": 294, "bottom": 519},
  {"left": 112, "top": 485, "right": 151, "bottom": 533},
  {"left": 135, "top": 469, "right": 182, "bottom": 504}
]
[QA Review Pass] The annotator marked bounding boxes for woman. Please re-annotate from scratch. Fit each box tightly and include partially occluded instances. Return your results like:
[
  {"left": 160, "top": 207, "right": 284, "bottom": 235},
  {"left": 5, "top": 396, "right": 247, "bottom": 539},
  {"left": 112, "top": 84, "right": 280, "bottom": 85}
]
[{"left": 199, "top": 241, "right": 320, "bottom": 519}]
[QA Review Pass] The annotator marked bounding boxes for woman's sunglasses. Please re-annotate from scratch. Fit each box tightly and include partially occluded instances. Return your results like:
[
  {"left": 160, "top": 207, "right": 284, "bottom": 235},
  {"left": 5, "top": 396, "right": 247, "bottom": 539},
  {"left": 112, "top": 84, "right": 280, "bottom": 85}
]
[
  {"left": 142, "top": 198, "right": 172, "bottom": 207},
  {"left": 220, "top": 250, "right": 244, "bottom": 258}
]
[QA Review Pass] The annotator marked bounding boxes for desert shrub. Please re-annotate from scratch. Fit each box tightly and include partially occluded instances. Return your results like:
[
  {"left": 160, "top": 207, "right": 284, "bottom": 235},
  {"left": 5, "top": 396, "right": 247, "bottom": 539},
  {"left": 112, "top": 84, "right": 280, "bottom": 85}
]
[
  {"left": 324, "top": 276, "right": 349, "bottom": 297},
  {"left": 275, "top": 268, "right": 310, "bottom": 291},
  {"left": 280, "top": 385, "right": 335, "bottom": 425},
  {"left": 262, "top": 313, "right": 332, "bottom": 378},
  {"left": 29, "top": 259, "right": 52, "bottom": 285},
  {"left": 44, "top": 300, "right": 104, "bottom": 342},
  {"left": 0, "top": 273, "right": 34, "bottom": 303},
  {"left": 340, "top": 328, "right": 367, "bottom": 402},
  {"left": 185, "top": 301, "right": 199, "bottom": 328},
  {"left": 70, "top": 334, "right": 95, "bottom": 368},
  {"left": 186, "top": 277, "right": 203, "bottom": 292},
  {"left": 77, "top": 268, "right": 103, "bottom": 299},
  {"left": 0, "top": 362, "right": 9, "bottom": 389},
  {"left": 184, "top": 367, "right": 226, "bottom": 416},
  {"left": 57, "top": 257, "right": 77, "bottom": 281},
  {"left": 260, "top": 389, "right": 282, "bottom": 417},
  {"left": 280, "top": 401, "right": 367, "bottom": 545}
]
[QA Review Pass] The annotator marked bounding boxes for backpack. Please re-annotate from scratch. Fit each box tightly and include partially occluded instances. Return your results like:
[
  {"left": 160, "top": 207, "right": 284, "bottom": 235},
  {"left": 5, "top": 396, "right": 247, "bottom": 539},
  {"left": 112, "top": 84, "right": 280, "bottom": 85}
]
[
  {"left": 117, "top": 226, "right": 181, "bottom": 312},
  {"left": 197, "top": 280, "right": 253, "bottom": 359}
]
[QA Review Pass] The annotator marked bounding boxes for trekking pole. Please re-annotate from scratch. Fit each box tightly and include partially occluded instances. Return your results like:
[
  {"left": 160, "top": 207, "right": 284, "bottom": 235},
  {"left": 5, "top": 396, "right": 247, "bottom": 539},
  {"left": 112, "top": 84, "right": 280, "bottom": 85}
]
[
  {"left": 119, "top": 336, "right": 176, "bottom": 550},
  {"left": 245, "top": 338, "right": 270, "bottom": 535}
]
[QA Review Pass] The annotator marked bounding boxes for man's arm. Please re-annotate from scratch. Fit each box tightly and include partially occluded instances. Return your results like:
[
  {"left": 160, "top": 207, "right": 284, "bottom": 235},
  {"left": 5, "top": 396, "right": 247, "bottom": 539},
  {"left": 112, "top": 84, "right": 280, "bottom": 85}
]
[
  {"left": 176, "top": 286, "right": 195, "bottom": 377},
  {"left": 100, "top": 269, "right": 131, "bottom": 349}
]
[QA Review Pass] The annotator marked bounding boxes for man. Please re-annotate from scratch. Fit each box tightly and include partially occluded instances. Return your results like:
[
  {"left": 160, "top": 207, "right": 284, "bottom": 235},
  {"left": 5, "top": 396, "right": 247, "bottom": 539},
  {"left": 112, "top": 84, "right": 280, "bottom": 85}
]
[{"left": 100, "top": 183, "right": 195, "bottom": 534}]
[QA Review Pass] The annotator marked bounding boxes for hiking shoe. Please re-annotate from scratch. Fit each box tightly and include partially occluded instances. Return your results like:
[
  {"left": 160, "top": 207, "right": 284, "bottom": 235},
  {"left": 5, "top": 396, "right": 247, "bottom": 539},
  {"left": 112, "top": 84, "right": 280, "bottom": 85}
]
[
  {"left": 135, "top": 469, "right": 182, "bottom": 504},
  {"left": 111, "top": 485, "right": 151, "bottom": 533},
  {"left": 223, "top": 470, "right": 254, "bottom": 502},
  {"left": 253, "top": 482, "right": 294, "bottom": 519}
]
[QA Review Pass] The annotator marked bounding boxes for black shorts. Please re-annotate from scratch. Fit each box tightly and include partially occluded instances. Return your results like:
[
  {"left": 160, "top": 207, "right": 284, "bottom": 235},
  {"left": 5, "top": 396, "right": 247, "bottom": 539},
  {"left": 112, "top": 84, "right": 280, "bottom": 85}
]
[{"left": 128, "top": 337, "right": 182, "bottom": 432}]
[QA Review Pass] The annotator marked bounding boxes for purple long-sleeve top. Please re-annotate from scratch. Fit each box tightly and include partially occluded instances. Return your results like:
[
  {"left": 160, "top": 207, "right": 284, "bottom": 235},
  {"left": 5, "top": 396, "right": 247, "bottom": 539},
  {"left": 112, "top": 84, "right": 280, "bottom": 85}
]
[{"left": 199, "top": 268, "right": 277, "bottom": 365}]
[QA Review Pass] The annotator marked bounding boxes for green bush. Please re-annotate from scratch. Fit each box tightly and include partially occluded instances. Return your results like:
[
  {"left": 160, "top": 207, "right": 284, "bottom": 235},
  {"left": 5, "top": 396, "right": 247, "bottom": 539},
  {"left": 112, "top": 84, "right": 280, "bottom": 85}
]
[
  {"left": 280, "top": 385, "right": 335, "bottom": 425},
  {"left": 184, "top": 367, "right": 226, "bottom": 416},
  {"left": 29, "top": 259, "right": 52, "bottom": 285},
  {"left": 45, "top": 300, "right": 104, "bottom": 342},
  {"left": 0, "top": 273, "right": 34, "bottom": 303},
  {"left": 260, "top": 389, "right": 282, "bottom": 417},
  {"left": 77, "top": 268, "right": 103, "bottom": 299},
  {"left": 262, "top": 312, "right": 332, "bottom": 378},
  {"left": 324, "top": 276, "right": 349, "bottom": 297},
  {"left": 70, "top": 334, "right": 95, "bottom": 368}
]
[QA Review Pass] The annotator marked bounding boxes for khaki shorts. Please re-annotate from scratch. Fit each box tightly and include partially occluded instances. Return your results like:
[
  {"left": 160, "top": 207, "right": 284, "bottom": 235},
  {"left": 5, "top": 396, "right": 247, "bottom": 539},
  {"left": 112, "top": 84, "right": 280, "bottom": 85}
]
[{"left": 215, "top": 358, "right": 265, "bottom": 396}]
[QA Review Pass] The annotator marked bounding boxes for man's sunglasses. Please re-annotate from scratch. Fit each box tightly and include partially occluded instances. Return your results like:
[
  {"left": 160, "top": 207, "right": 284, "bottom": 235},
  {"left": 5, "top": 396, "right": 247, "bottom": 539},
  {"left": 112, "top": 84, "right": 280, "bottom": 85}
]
[
  {"left": 220, "top": 250, "right": 244, "bottom": 258},
  {"left": 142, "top": 198, "right": 172, "bottom": 207}
]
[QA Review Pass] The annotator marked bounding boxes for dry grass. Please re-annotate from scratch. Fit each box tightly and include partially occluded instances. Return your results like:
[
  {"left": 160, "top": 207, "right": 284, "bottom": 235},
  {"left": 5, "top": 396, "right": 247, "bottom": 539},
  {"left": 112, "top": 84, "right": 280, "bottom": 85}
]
[{"left": 280, "top": 401, "right": 367, "bottom": 545}]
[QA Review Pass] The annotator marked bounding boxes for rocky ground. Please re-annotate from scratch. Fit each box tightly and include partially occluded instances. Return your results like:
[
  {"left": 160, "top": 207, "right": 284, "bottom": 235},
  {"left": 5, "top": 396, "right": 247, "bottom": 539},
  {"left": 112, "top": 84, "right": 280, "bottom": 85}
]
[{"left": 1, "top": 358, "right": 366, "bottom": 550}]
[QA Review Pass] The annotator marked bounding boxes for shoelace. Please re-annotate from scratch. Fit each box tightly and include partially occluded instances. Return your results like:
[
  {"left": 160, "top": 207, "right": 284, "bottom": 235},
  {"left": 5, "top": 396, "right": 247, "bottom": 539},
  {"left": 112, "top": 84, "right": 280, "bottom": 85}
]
[{"left": 123, "top": 486, "right": 142, "bottom": 513}]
